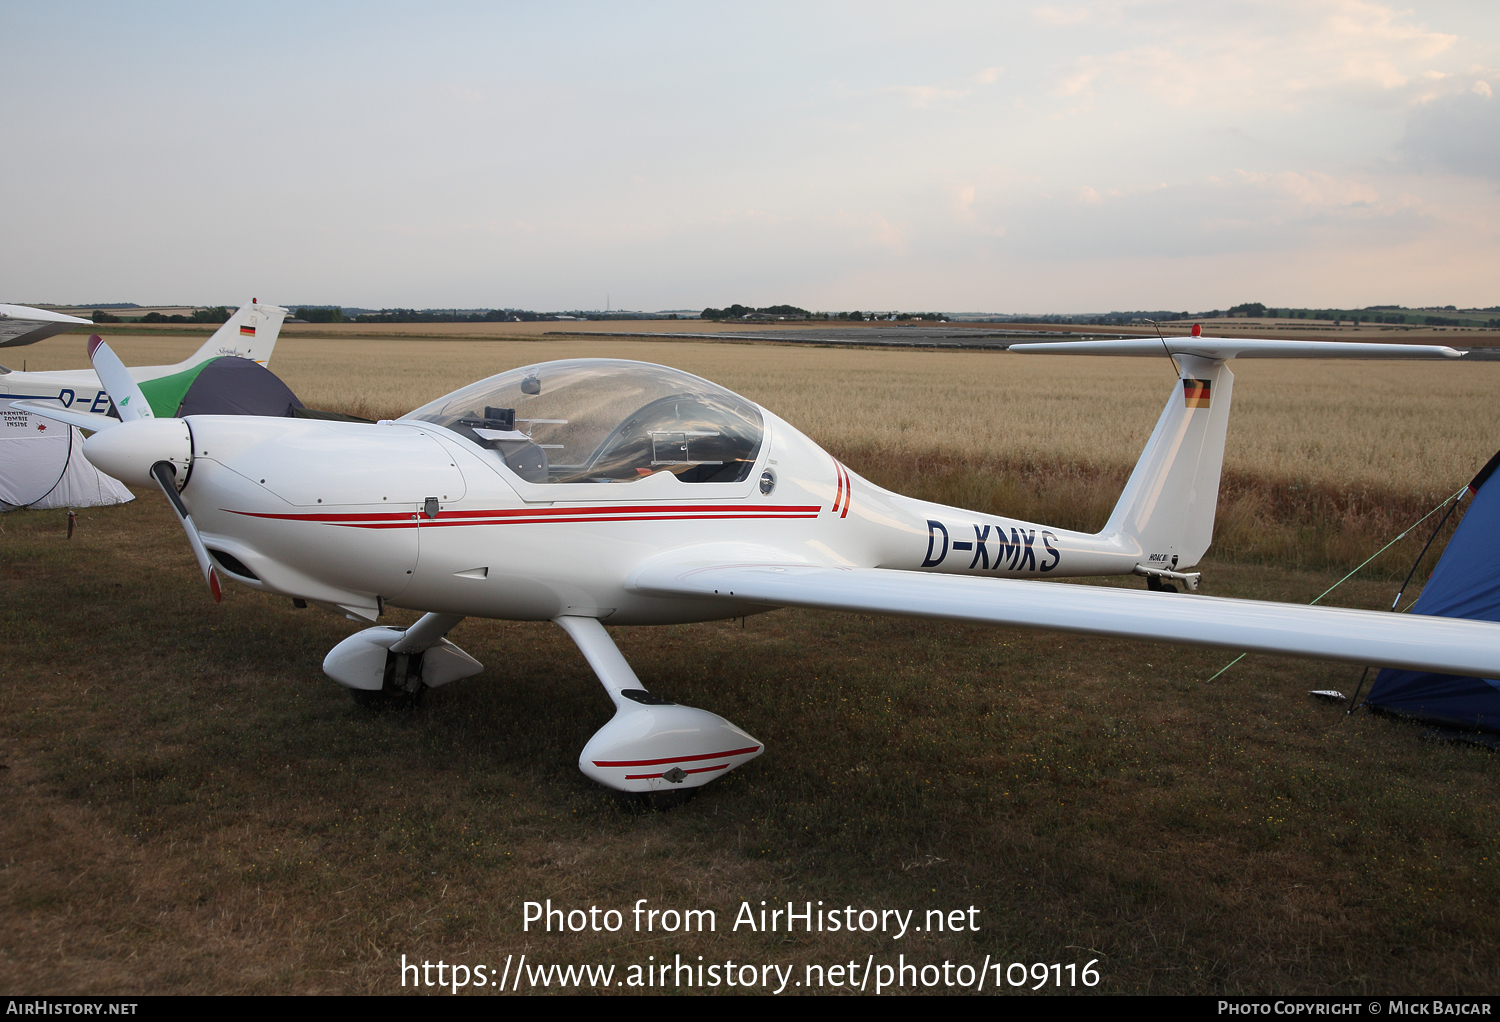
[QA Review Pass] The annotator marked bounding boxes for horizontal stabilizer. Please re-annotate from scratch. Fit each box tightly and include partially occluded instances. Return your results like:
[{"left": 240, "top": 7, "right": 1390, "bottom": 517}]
[
  {"left": 629, "top": 558, "right": 1500, "bottom": 678},
  {"left": 1009, "top": 337, "right": 1463, "bottom": 360}
]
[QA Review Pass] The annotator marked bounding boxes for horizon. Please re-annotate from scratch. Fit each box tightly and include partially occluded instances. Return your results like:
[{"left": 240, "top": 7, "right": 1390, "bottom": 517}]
[{"left": 20, "top": 300, "right": 1497, "bottom": 318}]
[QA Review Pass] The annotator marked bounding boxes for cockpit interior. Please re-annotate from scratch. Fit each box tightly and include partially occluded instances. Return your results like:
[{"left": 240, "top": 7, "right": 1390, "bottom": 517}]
[{"left": 402, "top": 359, "right": 765, "bottom": 485}]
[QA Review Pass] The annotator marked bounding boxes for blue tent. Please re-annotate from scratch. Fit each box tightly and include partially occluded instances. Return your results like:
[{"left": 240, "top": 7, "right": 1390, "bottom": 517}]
[{"left": 1365, "top": 450, "right": 1500, "bottom": 732}]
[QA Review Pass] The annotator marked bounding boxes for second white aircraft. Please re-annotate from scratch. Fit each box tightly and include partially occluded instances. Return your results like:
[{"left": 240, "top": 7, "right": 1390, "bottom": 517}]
[{"left": 2, "top": 302, "right": 286, "bottom": 421}]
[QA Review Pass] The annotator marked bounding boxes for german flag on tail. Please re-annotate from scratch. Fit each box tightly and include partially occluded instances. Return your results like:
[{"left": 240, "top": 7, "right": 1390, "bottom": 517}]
[
  {"left": 1182, "top": 378, "right": 1211, "bottom": 408},
  {"left": 239, "top": 324, "right": 256, "bottom": 337}
]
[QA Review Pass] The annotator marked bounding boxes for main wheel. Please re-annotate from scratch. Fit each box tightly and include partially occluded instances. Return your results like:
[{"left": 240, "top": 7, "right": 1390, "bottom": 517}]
[
  {"left": 349, "top": 683, "right": 425, "bottom": 711},
  {"left": 348, "top": 650, "right": 427, "bottom": 710},
  {"left": 613, "top": 787, "right": 701, "bottom": 812}
]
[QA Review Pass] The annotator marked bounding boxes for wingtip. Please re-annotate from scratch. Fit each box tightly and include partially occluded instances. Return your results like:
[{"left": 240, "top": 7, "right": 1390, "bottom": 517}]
[
  {"left": 209, "top": 567, "right": 222, "bottom": 603},
  {"left": 86, "top": 333, "right": 103, "bottom": 358}
]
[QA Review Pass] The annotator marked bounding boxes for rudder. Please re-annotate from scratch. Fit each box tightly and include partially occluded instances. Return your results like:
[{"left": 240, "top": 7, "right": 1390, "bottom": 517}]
[
  {"left": 1101, "top": 354, "right": 1233, "bottom": 571},
  {"left": 176, "top": 301, "right": 287, "bottom": 369}
]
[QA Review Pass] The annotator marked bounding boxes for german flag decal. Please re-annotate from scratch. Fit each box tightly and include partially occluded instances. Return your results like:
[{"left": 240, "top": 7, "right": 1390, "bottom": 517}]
[
  {"left": 239, "top": 324, "right": 256, "bottom": 337},
  {"left": 1183, "top": 378, "right": 1211, "bottom": 408}
]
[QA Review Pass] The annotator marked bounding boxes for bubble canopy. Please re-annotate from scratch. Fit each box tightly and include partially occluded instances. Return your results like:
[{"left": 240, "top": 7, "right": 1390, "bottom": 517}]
[{"left": 401, "top": 359, "right": 765, "bottom": 485}]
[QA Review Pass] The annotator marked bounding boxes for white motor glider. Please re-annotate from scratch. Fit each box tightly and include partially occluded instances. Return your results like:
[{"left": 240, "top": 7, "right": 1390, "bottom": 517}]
[
  {"left": 0, "top": 304, "right": 93, "bottom": 348},
  {"left": 2, "top": 301, "right": 286, "bottom": 423},
  {"left": 20, "top": 332, "right": 1499, "bottom": 800}
]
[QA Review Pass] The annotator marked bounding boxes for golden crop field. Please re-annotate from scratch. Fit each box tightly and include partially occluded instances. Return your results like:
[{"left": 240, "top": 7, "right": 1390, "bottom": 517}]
[
  {"left": 19, "top": 327, "right": 1497, "bottom": 574},
  {"left": 22, "top": 329, "right": 1500, "bottom": 498}
]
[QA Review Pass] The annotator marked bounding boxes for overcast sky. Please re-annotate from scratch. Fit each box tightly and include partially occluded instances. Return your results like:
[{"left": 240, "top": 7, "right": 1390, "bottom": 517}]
[{"left": 4, "top": 1, "right": 1497, "bottom": 312}]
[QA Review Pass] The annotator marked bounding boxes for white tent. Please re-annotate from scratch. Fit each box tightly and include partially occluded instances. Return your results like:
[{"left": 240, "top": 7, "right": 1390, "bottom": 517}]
[{"left": 0, "top": 401, "right": 134, "bottom": 510}]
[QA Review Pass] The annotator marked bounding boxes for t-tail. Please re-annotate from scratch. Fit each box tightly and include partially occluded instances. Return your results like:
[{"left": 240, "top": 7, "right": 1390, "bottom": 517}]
[
  {"left": 1093, "top": 352, "right": 1232, "bottom": 580},
  {"left": 177, "top": 300, "right": 287, "bottom": 368},
  {"left": 1009, "top": 334, "right": 1465, "bottom": 585}
]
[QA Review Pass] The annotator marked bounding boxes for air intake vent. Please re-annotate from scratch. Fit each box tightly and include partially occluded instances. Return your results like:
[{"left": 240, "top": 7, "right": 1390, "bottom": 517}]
[{"left": 209, "top": 549, "right": 259, "bottom": 580}]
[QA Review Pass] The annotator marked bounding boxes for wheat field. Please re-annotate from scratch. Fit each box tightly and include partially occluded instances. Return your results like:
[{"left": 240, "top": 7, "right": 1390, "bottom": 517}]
[
  {"left": 23, "top": 330, "right": 1497, "bottom": 493},
  {"left": 16, "top": 328, "right": 1499, "bottom": 572}
]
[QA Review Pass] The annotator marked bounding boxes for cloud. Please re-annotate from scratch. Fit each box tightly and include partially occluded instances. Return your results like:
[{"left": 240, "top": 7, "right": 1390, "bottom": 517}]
[
  {"left": 1054, "top": 63, "right": 1098, "bottom": 99},
  {"left": 445, "top": 84, "right": 485, "bottom": 106},
  {"left": 970, "top": 168, "right": 1425, "bottom": 264},
  {"left": 1398, "top": 85, "right": 1500, "bottom": 179},
  {"left": 1036, "top": 0, "right": 1460, "bottom": 112},
  {"left": 876, "top": 84, "right": 971, "bottom": 108},
  {"left": 974, "top": 66, "right": 1004, "bottom": 84},
  {"left": 1235, "top": 170, "right": 1379, "bottom": 208},
  {"left": 1031, "top": 5, "right": 1090, "bottom": 27}
]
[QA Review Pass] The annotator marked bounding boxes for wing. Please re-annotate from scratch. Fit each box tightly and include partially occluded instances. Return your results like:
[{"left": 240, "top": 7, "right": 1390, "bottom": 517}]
[
  {"left": 628, "top": 556, "right": 1500, "bottom": 678},
  {"left": 0, "top": 304, "right": 93, "bottom": 348},
  {"left": 9, "top": 400, "right": 118, "bottom": 431}
]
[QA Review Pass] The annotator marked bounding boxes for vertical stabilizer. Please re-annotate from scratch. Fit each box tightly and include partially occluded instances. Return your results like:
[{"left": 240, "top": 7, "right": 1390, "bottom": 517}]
[
  {"left": 1009, "top": 335, "right": 1465, "bottom": 576},
  {"left": 1101, "top": 354, "right": 1233, "bottom": 570},
  {"left": 177, "top": 301, "right": 287, "bottom": 369}
]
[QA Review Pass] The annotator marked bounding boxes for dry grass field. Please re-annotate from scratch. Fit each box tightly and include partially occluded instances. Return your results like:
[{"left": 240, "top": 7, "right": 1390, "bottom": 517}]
[{"left": 4, "top": 327, "right": 1499, "bottom": 996}]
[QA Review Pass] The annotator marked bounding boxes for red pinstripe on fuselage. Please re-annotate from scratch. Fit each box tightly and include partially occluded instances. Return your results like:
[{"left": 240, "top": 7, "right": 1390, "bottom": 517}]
[{"left": 227, "top": 503, "right": 825, "bottom": 529}]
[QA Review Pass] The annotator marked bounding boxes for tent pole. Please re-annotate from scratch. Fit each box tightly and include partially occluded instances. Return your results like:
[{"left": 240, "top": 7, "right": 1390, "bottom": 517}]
[
  {"left": 1349, "top": 489, "right": 1467, "bottom": 713},
  {"left": 1345, "top": 667, "right": 1370, "bottom": 714},
  {"left": 1389, "top": 491, "right": 1466, "bottom": 612}
]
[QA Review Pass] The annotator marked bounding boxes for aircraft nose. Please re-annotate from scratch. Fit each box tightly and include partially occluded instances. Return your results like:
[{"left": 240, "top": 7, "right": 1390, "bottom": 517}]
[{"left": 83, "top": 418, "right": 193, "bottom": 488}]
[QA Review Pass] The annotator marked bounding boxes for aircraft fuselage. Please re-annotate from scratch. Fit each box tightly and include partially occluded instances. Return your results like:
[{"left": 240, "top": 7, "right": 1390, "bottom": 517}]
[{"left": 163, "top": 411, "right": 1145, "bottom": 626}]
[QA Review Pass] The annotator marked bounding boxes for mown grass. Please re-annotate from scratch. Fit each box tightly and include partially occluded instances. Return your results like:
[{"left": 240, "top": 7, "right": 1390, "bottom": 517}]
[{"left": 3, "top": 500, "right": 1498, "bottom": 995}]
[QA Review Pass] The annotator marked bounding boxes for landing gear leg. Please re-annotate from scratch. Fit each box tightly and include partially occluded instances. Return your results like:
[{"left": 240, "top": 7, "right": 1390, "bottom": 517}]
[
  {"left": 325, "top": 613, "right": 480, "bottom": 708},
  {"left": 554, "top": 615, "right": 763, "bottom": 805}
]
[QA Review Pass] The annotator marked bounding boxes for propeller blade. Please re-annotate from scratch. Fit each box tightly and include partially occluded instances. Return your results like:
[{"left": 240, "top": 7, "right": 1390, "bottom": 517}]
[
  {"left": 149, "top": 460, "right": 221, "bottom": 603},
  {"left": 85, "top": 334, "right": 154, "bottom": 421},
  {"left": 85, "top": 334, "right": 217, "bottom": 602}
]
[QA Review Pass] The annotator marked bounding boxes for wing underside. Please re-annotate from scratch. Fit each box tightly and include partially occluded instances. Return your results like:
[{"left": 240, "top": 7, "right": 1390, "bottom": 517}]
[
  {"left": 0, "top": 305, "right": 93, "bottom": 349},
  {"left": 628, "top": 560, "right": 1500, "bottom": 678}
]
